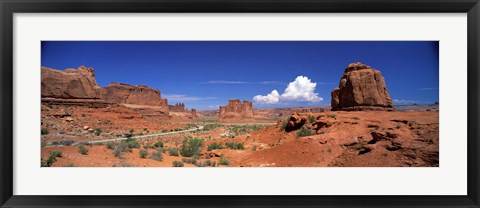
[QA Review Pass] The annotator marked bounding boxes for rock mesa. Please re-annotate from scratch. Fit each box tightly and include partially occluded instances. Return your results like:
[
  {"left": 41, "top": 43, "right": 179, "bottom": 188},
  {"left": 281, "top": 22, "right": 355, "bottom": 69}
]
[
  {"left": 41, "top": 66, "right": 101, "bottom": 99},
  {"left": 331, "top": 62, "right": 394, "bottom": 111},
  {"left": 100, "top": 82, "right": 168, "bottom": 107},
  {"left": 219, "top": 99, "right": 254, "bottom": 120}
]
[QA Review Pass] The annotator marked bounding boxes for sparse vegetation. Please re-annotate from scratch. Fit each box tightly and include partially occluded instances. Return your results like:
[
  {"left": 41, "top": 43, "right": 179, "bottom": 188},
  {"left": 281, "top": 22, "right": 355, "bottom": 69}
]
[
  {"left": 228, "top": 124, "right": 267, "bottom": 136},
  {"left": 41, "top": 128, "right": 49, "bottom": 135},
  {"left": 168, "top": 148, "right": 179, "bottom": 156},
  {"left": 328, "top": 114, "right": 337, "bottom": 118},
  {"left": 354, "top": 142, "right": 365, "bottom": 150},
  {"left": 296, "top": 128, "right": 314, "bottom": 138},
  {"left": 63, "top": 163, "right": 75, "bottom": 167},
  {"left": 279, "top": 120, "right": 288, "bottom": 130},
  {"left": 225, "top": 142, "right": 245, "bottom": 150},
  {"left": 172, "top": 160, "right": 184, "bottom": 167},
  {"left": 42, "top": 150, "right": 62, "bottom": 167},
  {"left": 252, "top": 145, "right": 257, "bottom": 151},
  {"left": 396, "top": 125, "right": 401, "bottom": 129},
  {"left": 182, "top": 157, "right": 198, "bottom": 165},
  {"left": 308, "top": 115, "right": 315, "bottom": 123},
  {"left": 151, "top": 151, "right": 163, "bottom": 161},
  {"left": 123, "top": 138, "right": 140, "bottom": 149},
  {"left": 106, "top": 141, "right": 115, "bottom": 149},
  {"left": 203, "top": 124, "right": 223, "bottom": 131},
  {"left": 180, "top": 137, "right": 204, "bottom": 157},
  {"left": 219, "top": 157, "right": 230, "bottom": 166},
  {"left": 94, "top": 128, "right": 102, "bottom": 136},
  {"left": 207, "top": 142, "right": 224, "bottom": 151},
  {"left": 78, "top": 144, "right": 89, "bottom": 155},
  {"left": 41, "top": 141, "right": 47, "bottom": 147},
  {"left": 139, "top": 149, "right": 148, "bottom": 158},
  {"left": 129, "top": 128, "right": 134, "bottom": 134},
  {"left": 154, "top": 141, "right": 164, "bottom": 148}
]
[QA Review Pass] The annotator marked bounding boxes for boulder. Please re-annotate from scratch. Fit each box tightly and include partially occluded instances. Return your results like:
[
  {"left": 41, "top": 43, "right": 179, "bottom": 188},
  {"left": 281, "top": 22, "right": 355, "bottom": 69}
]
[
  {"left": 331, "top": 62, "right": 394, "bottom": 111},
  {"left": 285, "top": 113, "right": 307, "bottom": 132}
]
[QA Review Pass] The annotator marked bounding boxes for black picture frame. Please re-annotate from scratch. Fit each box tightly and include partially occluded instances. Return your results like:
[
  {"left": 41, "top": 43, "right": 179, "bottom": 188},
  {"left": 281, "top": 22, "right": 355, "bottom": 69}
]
[{"left": 1, "top": 0, "right": 479, "bottom": 207}]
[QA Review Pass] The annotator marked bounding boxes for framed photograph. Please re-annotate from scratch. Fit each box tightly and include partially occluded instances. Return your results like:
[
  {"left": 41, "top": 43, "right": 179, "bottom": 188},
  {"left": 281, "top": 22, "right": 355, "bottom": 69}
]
[{"left": 1, "top": 0, "right": 479, "bottom": 207}]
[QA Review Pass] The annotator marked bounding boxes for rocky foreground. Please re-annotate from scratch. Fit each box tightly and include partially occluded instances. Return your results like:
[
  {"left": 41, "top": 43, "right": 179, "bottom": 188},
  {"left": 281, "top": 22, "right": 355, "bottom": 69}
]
[{"left": 41, "top": 107, "right": 438, "bottom": 167}]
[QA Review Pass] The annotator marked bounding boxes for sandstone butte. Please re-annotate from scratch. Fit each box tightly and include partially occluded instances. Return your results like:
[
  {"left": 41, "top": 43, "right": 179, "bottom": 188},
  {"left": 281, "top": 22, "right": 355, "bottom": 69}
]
[
  {"left": 331, "top": 62, "right": 395, "bottom": 111},
  {"left": 41, "top": 66, "right": 101, "bottom": 99},
  {"left": 219, "top": 99, "right": 254, "bottom": 120},
  {"left": 100, "top": 82, "right": 168, "bottom": 107},
  {"left": 41, "top": 66, "right": 200, "bottom": 116}
]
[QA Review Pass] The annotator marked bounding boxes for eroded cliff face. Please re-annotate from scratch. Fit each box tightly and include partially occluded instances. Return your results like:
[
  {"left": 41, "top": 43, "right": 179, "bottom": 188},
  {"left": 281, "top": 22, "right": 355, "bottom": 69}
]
[
  {"left": 169, "top": 103, "right": 186, "bottom": 112},
  {"left": 219, "top": 99, "right": 254, "bottom": 120},
  {"left": 331, "top": 62, "right": 394, "bottom": 111},
  {"left": 41, "top": 66, "right": 101, "bottom": 99},
  {"left": 100, "top": 82, "right": 168, "bottom": 107}
]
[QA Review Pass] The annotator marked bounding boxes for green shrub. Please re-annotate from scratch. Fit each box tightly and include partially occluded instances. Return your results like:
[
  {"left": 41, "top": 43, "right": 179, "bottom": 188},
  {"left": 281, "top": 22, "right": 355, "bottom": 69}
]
[
  {"left": 180, "top": 137, "right": 204, "bottom": 157},
  {"left": 139, "top": 149, "right": 148, "bottom": 158},
  {"left": 225, "top": 142, "right": 244, "bottom": 150},
  {"left": 78, "top": 144, "right": 88, "bottom": 155},
  {"left": 63, "top": 163, "right": 75, "bottom": 167},
  {"left": 143, "top": 143, "right": 154, "bottom": 149},
  {"left": 41, "top": 128, "right": 49, "bottom": 135},
  {"left": 308, "top": 115, "right": 315, "bottom": 123},
  {"left": 151, "top": 151, "right": 163, "bottom": 161},
  {"left": 219, "top": 157, "right": 230, "bottom": 166},
  {"left": 113, "top": 143, "right": 131, "bottom": 157},
  {"left": 123, "top": 139, "right": 140, "bottom": 149},
  {"left": 205, "top": 154, "right": 211, "bottom": 159},
  {"left": 113, "top": 148, "right": 122, "bottom": 157},
  {"left": 355, "top": 143, "right": 365, "bottom": 150},
  {"left": 106, "top": 141, "right": 115, "bottom": 149},
  {"left": 42, "top": 150, "right": 62, "bottom": 167},
  {"left": 252, "top": 146, "right": 257, "bottom": 151},
  {"left": 172, "top": 160, "right": 184, "bottom": 167},
  {"left": 94, "top": 128, "right": 102, "bottom": 136},
  {"left": 182, "top": 157, "right": 197, "bottom": 165},
  {"left": 204, "top": 160, "right": 212, "bottom": 166},
  {"left": 207, "top": 142, "right": 224, "bottom": 151},
  {"left": 41, "top": 141, "right": 47, "bottom": 147},
  {"left": 168, "top": 148, "right": 179, "bottom": 156},
  {"left": 129, "top": 128, "right": 134, "bottom": 134},
  {"left": 154, "top": 141, "right": 164, "bottom": 148},
  {"left": 279, "top": 121, "right": 288, "bottom": 130},
  {"left": 296, "top": 128, "right": 314, "bottom": 138}
]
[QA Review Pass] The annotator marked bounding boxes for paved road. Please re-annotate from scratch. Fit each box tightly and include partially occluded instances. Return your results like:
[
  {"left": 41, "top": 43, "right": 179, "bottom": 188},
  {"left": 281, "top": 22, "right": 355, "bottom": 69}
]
[
  {"left": 47, "top": 126, "right": 204, "bottom": 146},
  {"left": 47, "top": 122, "right": 277, "bottom": 146}
]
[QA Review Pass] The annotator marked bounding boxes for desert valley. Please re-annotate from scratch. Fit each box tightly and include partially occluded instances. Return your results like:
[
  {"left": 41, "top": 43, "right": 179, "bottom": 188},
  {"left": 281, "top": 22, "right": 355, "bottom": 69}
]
[{"left": 40, "top": 62, "right": 439, "bottom": 167}]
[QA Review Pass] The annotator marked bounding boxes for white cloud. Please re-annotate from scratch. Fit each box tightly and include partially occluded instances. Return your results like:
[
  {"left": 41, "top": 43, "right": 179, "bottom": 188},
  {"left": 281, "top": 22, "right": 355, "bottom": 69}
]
[
  {"left": 253, "top": 90, "right": 280, "bottom": 104},
  {"left": 253, "top": 76, "right": 323, "bottom": 105}
]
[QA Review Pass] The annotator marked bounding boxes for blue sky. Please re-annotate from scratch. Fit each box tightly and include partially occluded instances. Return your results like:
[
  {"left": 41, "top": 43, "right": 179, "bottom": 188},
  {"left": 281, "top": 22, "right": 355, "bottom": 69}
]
[{"left": 41, "top": 41, "right": 439, "bottom": 110}]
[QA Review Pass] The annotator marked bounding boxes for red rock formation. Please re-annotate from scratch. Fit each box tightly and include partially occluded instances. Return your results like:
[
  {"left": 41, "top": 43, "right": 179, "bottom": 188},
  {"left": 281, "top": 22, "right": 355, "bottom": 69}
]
[
  {"left": 219, "top": 99, "right": 254, "bottom": 120},
  {"left": 191, "top": 109, "right": 197, "bottom": 118},
  {"left": 331, "top": 62, "right": 394, "bottom": 111},
  {"left": 169, "top": 103, "right": 186, "bottom": 112},
  {"left": 41, "top": 66, "right": 101, "bottom": 99},
  {"left": 100, "top": 82, "right": 168, "bottom": 107}
]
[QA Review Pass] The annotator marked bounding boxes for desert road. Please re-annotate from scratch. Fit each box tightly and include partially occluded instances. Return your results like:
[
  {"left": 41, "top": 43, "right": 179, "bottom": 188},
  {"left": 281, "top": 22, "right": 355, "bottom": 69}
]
[{"left": 45, "top": 126, "right": 204, "bottom": 147}]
